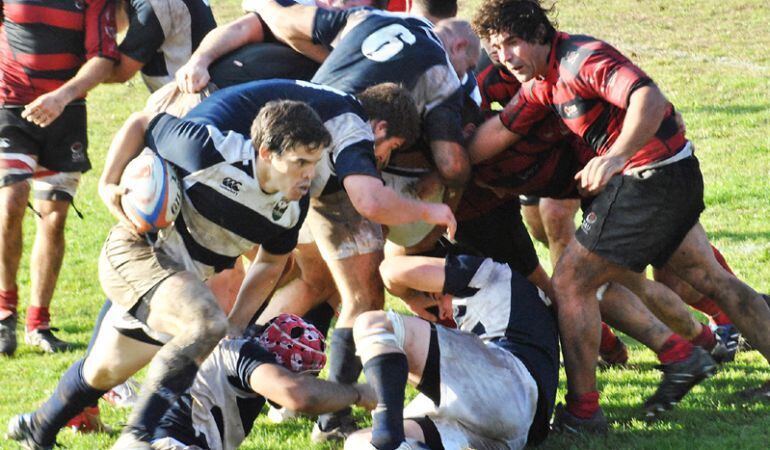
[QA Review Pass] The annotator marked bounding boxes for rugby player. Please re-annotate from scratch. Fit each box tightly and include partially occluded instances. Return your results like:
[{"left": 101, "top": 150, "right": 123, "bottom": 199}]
[
  {"left": 345, "top": 252, "right": 559, "bottom": 449},
  {"left": 8, "top": 99, "right": 331, "bottom": 449},
  {"left": 0, "top": 0, "right": 118, "bottom": 355},
  {"left": 472, "top": 0, "right": 770, "bottom": 429}
]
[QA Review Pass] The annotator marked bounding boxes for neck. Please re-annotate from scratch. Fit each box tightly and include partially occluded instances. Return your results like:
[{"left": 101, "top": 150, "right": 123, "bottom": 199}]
[{"left": 255, "top": 158, "right": 278, "bottom": 195}]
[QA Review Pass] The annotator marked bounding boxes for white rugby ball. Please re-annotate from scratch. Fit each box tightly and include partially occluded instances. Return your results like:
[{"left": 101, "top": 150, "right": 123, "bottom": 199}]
[{"left": 120, "top": 149, "right": 182, "bottom": 233}]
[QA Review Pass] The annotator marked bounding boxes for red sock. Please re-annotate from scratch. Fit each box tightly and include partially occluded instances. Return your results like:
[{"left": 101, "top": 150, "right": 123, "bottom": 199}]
[
  {"left": 711, "top": 245, "right": 735, "bottom": 275},
  {"left": 691, "top": 297, "right": 732, "bottom": 326},
  {"left": 0, "top": 289, "right": 18, "bottom": 320},
  {"left": 26, "top": 306, "right": 50, "bottom": 331},
  {"left": 566, "top": 391, "right": 600, "bottom": 419},
  {"left": 657, "top": 334, "right": 694, "bottom": 364},
  {"left": 599, "top": 322, "right": 619, "bottom": 353},
  {"left": 690, "top": 324, "right": 717, "bottom": 351}
]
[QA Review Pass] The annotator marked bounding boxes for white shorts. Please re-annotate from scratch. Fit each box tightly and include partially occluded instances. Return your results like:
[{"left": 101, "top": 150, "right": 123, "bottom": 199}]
[{"left": 404, "top": 326, "right": 538, "bottom": 450}]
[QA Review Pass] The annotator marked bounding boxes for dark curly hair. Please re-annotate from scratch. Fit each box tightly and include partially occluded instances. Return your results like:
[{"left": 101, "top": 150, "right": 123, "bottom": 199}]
[
  {"left": 472, "top": 0, "right": 556, "bottom": 44},
  {"left": 357, "top": 83, "right": 421, "bottom": 149}
]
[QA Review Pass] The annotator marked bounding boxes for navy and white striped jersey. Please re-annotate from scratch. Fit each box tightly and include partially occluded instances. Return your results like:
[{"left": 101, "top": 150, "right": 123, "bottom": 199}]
[
  {"left": 442, "top": 254, "right": 559, "bottom": 444},
  {"left": 185, "top": 79, "right": 379, "bottom": 196},
  {"left": 119, "top": 0, "right": 216, "bottom": 92},
  {"left": 154, "top": 338, "right": 275, "bottom": 450},
  {"left": 145, "top": 113, "right": 309, "bottom": 278},
  {"left": 308, "top": 7, "right": 464, "bottom": 144}
]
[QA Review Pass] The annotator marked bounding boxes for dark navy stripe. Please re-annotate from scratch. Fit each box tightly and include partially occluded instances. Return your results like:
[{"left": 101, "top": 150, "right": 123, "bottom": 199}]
[
  {"left": 147, "top": 114, "right": 227, "bottom": 174},
  {"left": 174, "top": 213, "right": 237, "bottom": 272}
]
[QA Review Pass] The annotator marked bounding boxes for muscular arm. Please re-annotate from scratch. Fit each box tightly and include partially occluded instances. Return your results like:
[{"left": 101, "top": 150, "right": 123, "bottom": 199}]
[
  {"left": 22, "top": 57, "right": 115, "bottom": 127},
  {"left": 250, "top": 363, "right": 375, "bottom": 414},
  {"left": 244, "top": 0, "right": 329, "bottom": 62},
  {"left": 576, "top": 84, "right": 668, "bottom": 194},
  {"left": 379, "top": 256, "right": 446, "bottom": 295},
  {"left": 467, "top": 115, "right": 522, "bottom": 164},
  {"left": 343, "top": 174, "right": 456, "bottom": 238},
  {"left": 176, "top": 14, "right": 266, "bottom": 92},
  {"left": 430, "top": 140, "right": 470, "bottom": 189},
  {"left": 228, "top": 247, "right": 289, "bottom": 332},
  {"left": 107, "top": 53, "right": 145, "bottom": 83}
]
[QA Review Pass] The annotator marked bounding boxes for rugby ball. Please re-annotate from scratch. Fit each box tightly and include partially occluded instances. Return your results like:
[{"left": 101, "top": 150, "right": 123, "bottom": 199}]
[{"left": 120, "top": 149, "right": 182, "bottom": 233}]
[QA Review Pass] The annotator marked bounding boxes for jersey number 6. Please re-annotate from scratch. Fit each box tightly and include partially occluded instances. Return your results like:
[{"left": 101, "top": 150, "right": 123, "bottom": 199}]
[{"left": 361, "top": 24, "right": 416, "bottom": 62}]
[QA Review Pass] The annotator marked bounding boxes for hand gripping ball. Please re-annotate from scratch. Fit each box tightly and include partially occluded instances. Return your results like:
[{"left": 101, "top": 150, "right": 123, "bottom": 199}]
[
  {"left": 259, "top": 313, "right": 327, "bottom": 373},
  {"left": 120, "top": 149, "right": 182, "bottom": 233}
]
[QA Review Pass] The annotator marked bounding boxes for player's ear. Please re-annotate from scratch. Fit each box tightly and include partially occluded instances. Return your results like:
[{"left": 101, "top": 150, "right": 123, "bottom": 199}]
[
  {"left": 257, "top": 144, "right": 272, "bottom": 161},
  {"left": 372, "top": 119, "right": 389, "bottom": 140}
]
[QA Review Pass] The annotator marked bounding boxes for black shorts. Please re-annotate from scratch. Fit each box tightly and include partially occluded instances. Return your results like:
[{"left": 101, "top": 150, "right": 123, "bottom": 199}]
[
  {"left": 455, "top": 198, "right": 539, "bottom": 277},
  {"left": 519, "top": 195, "right": 540, "bottom": 206},
  {"left": 0, "top": 102, "right": 90, "bottom": 175},
  {"left": 575, "top": 156, "right": 704, "bottom": 272},
  {"left": 209, "top": 42, "right": 320, "bottom": 89}
]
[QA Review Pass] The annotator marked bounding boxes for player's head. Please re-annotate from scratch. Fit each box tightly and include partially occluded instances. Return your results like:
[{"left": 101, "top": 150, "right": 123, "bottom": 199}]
[
  {"left": 259, "top": 313, "right": 327, "bottom": 373},
  {"left": 473, "top": 0, "right": 556, "bottom": 82},
  {"left": 251, "top": 100, "right": 331, "bottom": 200},
  {"left": 434, "top": 19, "right": 482, "bottom": 80},
  {"left": 327, "top": 0, "right": 389, "bottom": 10},
  {"left": 411, "top": 0, "right": 458, "bottom": 22},
  {"left": 357, "top": 83, "right": 421, "bottom": 168}
]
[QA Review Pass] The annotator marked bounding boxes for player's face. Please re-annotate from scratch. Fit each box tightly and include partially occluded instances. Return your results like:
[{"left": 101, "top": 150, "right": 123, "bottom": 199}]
[
  {"left": 488, "top": 32, "right": 549, "bottom": 82},
  {"left": 374, "top": 136, "right": 405, "bottom": 169},
  {"left": 267, "top": 144, "right": 323, "bottom": 200},
  {"left": 449, "top": 44, "right": 481, "bottom": 81}
]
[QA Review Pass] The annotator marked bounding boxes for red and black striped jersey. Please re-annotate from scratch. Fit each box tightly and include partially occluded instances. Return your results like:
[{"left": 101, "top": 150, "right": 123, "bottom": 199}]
[
  {"left": 505, "top": 32, "right": 687, "bottom": 170},
  {"left": 0, "top": 0, "right": 119, "bottom": 105},
  {"left": 476, "top": 62, "right": 519, "bottom": 112}
]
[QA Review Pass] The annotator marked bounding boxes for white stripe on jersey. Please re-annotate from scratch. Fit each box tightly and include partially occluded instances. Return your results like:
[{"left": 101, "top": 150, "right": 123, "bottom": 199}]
[
  {"left": 143, "top": 0, "right": 201, "bottom": 91},
  {"left": 452, "top": 259, "right": 513, "bottom": 341}
]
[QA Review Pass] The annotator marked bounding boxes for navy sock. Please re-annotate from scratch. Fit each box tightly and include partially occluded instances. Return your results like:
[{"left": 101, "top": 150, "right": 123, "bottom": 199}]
[
  {"left": 125, "top": 350, "right": 198, "bottom": 440},
  {"left": 31, "top": 359, "right": 107, "bottom": 446},
  {"left": 364, "top": 352, "right": 409, "bottom": 450},
  {"left": 318, "top": 327, "right": 362, "bottom": 429},
  {"left": 85, "top": 299, "right": 112, "bottom": 355},
  {"left": 302, "top": 302, "right": 335, "bottom": 338}
]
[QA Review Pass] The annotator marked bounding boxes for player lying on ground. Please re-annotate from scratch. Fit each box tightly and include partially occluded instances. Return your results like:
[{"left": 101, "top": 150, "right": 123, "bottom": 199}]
[
  {"left": 8, "top": 100, "right": 331, "bottom": 449},
  {"left": 472, "top": 0, "right": 770, "bottom": 431},
  {"left": 149, "top": 313, "right": 376, "bottom": 450},
  {"left": 345, "top": 252, "right": 559, "bottom": 449}
]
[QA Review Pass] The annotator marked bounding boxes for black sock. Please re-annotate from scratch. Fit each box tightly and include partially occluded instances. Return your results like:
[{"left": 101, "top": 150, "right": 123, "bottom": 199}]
[
  {"left": 317, "top": 327, "right": 362, "bottom": 429},
  {"left": 125, "top": 348, "right": 198, "bottom": 440},
  {"left": 363, "top": 352, "right": 409, "bottom": 450},
  {"left": 302, "top": 302, "right": 335, "bottom": 338},
  {"left": 31, "top": 359, "right": 108, "bottom": 446}
]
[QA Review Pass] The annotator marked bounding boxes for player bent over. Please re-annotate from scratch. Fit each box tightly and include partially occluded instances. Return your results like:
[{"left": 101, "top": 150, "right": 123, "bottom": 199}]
[
  {"left": 8, "top": 101, "right": 331, "bottom": 449},
  {"left": 346, "top": 253, "right": 559, "bottom": 450},
  {"left": 149, "top": 313, "right": 376, "bottom": 450}
]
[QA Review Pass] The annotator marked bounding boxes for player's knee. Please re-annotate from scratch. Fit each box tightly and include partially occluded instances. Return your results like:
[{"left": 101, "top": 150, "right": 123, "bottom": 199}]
[
  {"left": 82, "top": 356, "right": 128, "bottom": 390},
  {"left": 354, "top": 310, "right": 404, "bottom": 361},
  {"left": 0, "top": 182, "right": 30, "bottom": 220}
]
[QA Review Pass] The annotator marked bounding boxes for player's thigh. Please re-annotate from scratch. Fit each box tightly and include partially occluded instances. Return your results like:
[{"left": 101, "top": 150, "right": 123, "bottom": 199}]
[
  {"left": 664, "top": 222, "right": 731, "bottom": 290},
  {"left": 145, "top": 271, "right": 225, "bottom": 338}
]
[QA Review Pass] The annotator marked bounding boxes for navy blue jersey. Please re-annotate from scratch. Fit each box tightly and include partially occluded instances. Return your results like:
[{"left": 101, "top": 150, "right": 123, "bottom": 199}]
[
  {"left": 186, "top": 79, "right": 380, "bottom": 195},
  {"left": 145, "top": 113, "right": 309, "bottom": 274},
  {"left": 154, "top": 338, "right": 276, "bottom": 449},
  {"left": 310, "top": 8, "right": 463, "bottom": 144},
  {"left": 442, "top": 254, "right": 559, "bottom": 445},
  {"left": 119, "top": 0, "right": 216, "bottom": 91}
]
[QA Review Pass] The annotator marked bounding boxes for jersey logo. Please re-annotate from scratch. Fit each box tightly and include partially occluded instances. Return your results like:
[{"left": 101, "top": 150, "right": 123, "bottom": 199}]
[
  {"left": 0, "top": 138, "right": 10, "bottom": 148},
  {"left": 361, "top": 24, "right": 416, "bottom": 62},
  {"left": 272, "top": 199, "right": 289, "bottom": 221},
  {"left": 221, "top": 177, "right": 242, "bottom": 195}
]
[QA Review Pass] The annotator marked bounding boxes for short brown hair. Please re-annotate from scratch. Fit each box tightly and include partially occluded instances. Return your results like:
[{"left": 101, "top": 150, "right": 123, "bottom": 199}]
[
  {"left": 250, "top": 100, "right": 331, "bottom": 155},
  {"left": 473, "top": 0, "right": 556, "bottom": 44},
  {"left": 357, "top": 83, "right": 421, "bottom": 149}
]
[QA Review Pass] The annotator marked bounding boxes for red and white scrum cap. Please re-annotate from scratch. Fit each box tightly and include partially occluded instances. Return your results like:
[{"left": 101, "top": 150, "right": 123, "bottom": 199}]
[{"left": 259, "top": 313, "right": 327, "bottom": 373}]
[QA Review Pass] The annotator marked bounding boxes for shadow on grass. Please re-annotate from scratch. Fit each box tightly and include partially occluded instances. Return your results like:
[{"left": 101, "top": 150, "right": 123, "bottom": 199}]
[{"left": 679, "top": 104, "right": 770, "bottom": 116}]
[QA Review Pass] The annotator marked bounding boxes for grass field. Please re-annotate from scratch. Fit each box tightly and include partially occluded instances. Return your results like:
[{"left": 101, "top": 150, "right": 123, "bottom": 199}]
[{"left": 2, "top": 0, "right": 769, "bottom": 449}]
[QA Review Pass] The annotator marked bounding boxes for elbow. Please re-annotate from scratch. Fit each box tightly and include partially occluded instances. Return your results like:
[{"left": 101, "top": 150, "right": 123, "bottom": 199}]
[
  {"left": 437, "top": 160, "right": 470, "bottom": 189},
  {"left": 351, "top": 194, "right": 385, "bottom": 222}
]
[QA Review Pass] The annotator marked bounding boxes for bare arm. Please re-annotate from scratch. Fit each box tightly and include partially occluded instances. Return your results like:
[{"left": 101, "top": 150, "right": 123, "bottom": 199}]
[
  {"left": 228, "top": 247, "right": 289, "bottom": 333},
  {"left": 98, "top": 111, "right": 156, "bottom": 226},
  {"left": 22, "top": 56, "right": 115, "bottom": 127},
  {"left": 176, "top": 14, "right": 266, "bottom": 93},
  {"left": 575, "top": 84, "right": 668, "bottom": 195},
  {"left": 430, "top": 140, "right": 470, "bottom": 189},
  {"left": 467, "top": 115, "right": 522, "bottom": 164},
  {"left": 379, "top": 256, "right": 452, "bottom": 321},
  {"left": 343, "top": 174, "right": 457, "bottom": 239},
  {"left": 107, "top": 53, "right": 146, "bottom": 83},
  {"left": 250, "top": 363, "right": 376, "bottom": 413},
  {"left": 244, "top": 0, "right": 329, "bottom": 62}
]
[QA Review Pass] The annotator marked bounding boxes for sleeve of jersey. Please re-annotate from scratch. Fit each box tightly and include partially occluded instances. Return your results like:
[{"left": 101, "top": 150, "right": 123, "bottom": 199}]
[
  {"left": 424, "top": 88, "right": 464, "bottom": 144},
  {"left": 311, "top": 7, "right": 351, "bottom": 49},
  {"left": 230, "top": 339, "right": 277, "bottom": 393},
  {"left": 85, "top": 0, "right": 119, "bottom": 60},
  {"left": 580, "top": 48, "right": 653, "bottom": 109},
  {"left": 327, "top": 112, "right": 380, "bottom": 182},
  {"left": 442, "top": 254, "right": 487, "bottom": 298},
  {"left": 260, "top": 196, "right": 309, "bottom": 255},
  {"left": 118, "top": 0, "right": 167, "bottom": 63},
  {"left": 145, "top": 113, "right": 219, "bottom": 173},
  {"left": 499, "top": 91, "right": 551, "bottom": 136}
]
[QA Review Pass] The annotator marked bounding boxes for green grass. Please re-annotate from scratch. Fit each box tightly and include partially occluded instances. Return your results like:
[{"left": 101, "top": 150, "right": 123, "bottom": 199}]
[{"left": 2, "top": 0, "right": 769, "bottom": 448}]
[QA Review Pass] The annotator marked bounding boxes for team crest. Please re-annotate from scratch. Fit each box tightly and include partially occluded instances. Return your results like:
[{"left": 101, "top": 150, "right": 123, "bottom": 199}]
[
  {"left": 70, "top": 142, "right": 85, "bottom": 162},
  {"left": 581, "top": 211, "right": 598, "bottom": 232},
  {"left": 563, "top": 104, "right": 578, "bottom": 117},
  {"left": 272, "top": 199, "right": 289, "bottom": 221}
]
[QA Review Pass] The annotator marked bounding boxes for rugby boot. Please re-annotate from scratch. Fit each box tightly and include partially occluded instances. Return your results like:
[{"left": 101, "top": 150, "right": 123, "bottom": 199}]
[
  {"left": 6, "top": 413, "right": 53, "bottom": 450},
  {"left": 712, "top": 324, "right": 740, "bottom": 363},
  {"left": 551, "top": 403, "right": 609, "bottom": 434},
  {"left": 267, "top": 405, "right": 300, "bottom": 424},
  {"left": 25, "top": 327, "right": 72, "bottom": 353},
  {"left": 66, "top": 405, "right": 112, "bottom": 433},
  {"left": 103, "top": 378, "right": 141, "bottom": 408},
  {"left": 0, "top": 312, "right": 18, "bottom": 356},
  {"left": 598, "top": 336, "right": 629, "bottom": 369},
  {"left": 311, "top": 414, "right": 359, "bottom": 443},
  {"left": 643, "top": 346, "right": 717, "bottom": 419}
]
